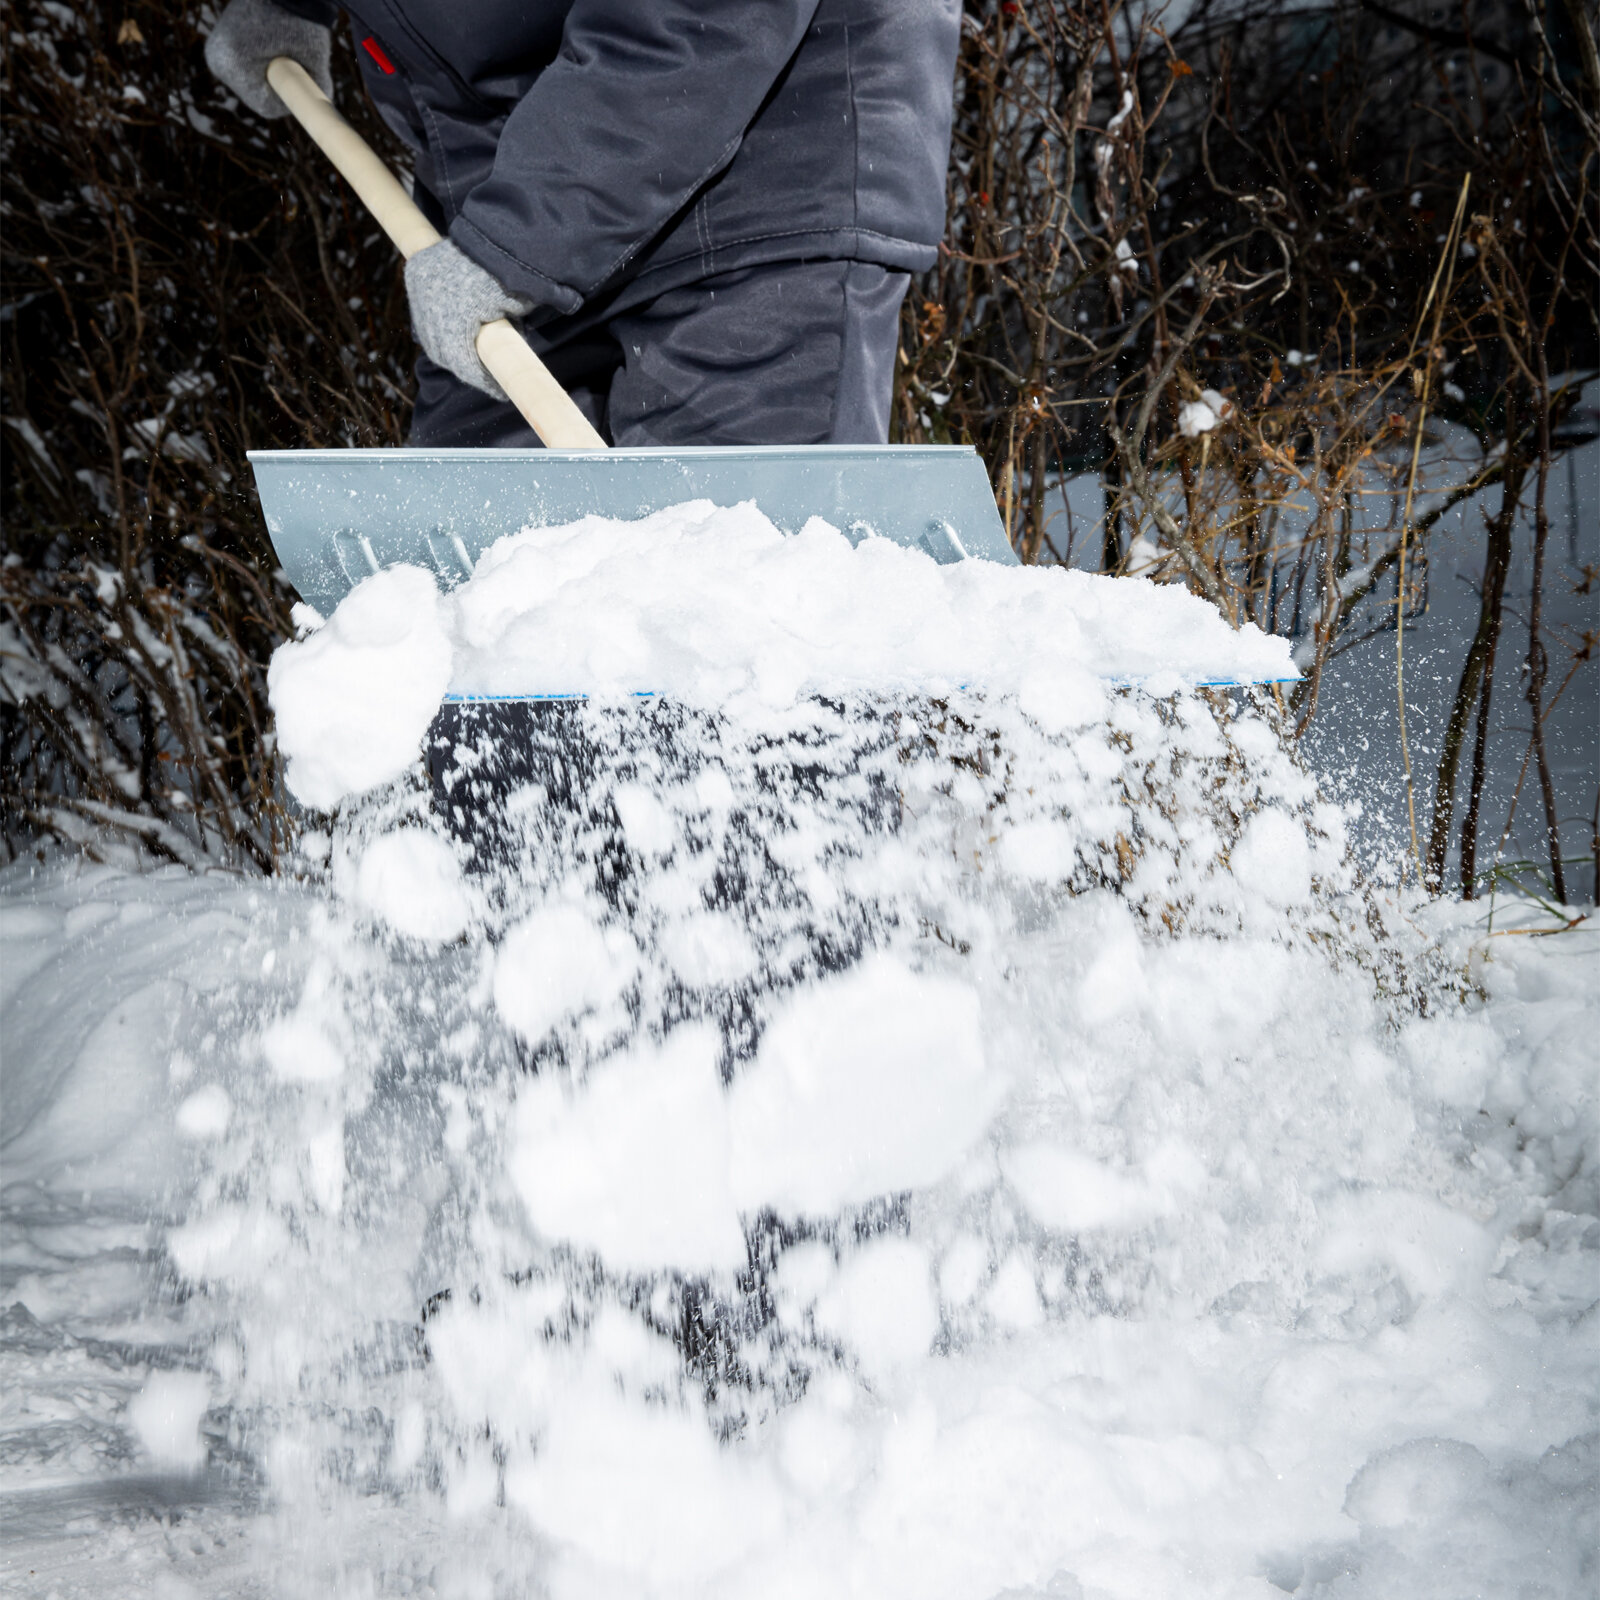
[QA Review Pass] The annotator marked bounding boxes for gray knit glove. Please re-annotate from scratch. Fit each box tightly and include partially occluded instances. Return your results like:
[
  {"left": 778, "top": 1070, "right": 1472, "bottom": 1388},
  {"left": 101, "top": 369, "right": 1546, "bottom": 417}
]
[
  {"left": 205, "top": 0, "right": 333, "bottom": 119},
  {"left": 405, "top": 240, "right": 536, "bottom": 400}
]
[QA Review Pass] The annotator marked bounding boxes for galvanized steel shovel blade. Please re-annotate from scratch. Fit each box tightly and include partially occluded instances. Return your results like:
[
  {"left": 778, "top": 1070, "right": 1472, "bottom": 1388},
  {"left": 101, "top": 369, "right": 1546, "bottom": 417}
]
[{"left": 247, "top": 443, "right": 1016, "bottom": 617}]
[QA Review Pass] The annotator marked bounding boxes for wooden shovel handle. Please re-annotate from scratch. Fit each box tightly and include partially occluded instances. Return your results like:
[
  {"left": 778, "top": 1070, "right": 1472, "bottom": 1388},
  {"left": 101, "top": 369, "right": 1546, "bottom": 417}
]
[{"left": 265, "top": 56, "right": 606, "bottom": 450}]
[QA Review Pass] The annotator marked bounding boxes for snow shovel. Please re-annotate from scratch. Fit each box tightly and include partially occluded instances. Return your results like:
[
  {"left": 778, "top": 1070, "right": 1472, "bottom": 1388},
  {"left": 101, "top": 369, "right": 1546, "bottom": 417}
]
[{"left": 246, "top": 58, "right": 1017, "bottom": 623}]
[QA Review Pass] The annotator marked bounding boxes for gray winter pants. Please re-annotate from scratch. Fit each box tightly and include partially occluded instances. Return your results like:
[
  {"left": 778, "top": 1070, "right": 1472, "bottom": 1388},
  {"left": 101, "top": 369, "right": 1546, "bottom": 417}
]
[{"left": 408, "top": 259, "right": 910, "bottom": 450}]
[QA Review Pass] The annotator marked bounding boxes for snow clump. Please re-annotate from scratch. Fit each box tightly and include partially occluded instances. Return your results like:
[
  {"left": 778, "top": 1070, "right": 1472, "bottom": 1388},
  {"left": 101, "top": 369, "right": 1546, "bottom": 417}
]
[
  {"left": 268, "top": 563, "right": 451, "bottom": 809},
  {"left": 1177, "top": 387, "right": 1235, "bottom": 438}
]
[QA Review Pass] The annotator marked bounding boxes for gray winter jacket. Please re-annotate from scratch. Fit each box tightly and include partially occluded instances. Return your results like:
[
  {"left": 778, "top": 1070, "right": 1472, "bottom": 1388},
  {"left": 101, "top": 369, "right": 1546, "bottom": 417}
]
[{"left": 279, "top": 0, "right": 961, "bottom": 316}]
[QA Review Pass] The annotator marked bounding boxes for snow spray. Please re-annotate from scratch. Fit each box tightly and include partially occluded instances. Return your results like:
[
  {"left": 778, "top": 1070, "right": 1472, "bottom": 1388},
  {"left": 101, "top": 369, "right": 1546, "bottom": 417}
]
[{"left": 17, "top": 504, "right": 1586, "bottom": 1598}]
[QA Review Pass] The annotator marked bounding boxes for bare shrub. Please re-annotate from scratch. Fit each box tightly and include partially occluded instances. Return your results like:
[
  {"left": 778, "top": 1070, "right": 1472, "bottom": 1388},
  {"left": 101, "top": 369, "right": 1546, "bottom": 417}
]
[
  {"left": 899, "top": 0, "right": 1597, "bottom": 894},
  {"left": 2, "top": 0, "right": 412, "bottom": 865}
]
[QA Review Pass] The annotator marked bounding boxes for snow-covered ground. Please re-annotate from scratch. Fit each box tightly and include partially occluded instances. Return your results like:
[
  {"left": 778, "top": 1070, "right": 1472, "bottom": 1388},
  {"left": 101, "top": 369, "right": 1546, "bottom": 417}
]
[{"left": 2, "top": 510, "right": 1595, "bottom": 1598}]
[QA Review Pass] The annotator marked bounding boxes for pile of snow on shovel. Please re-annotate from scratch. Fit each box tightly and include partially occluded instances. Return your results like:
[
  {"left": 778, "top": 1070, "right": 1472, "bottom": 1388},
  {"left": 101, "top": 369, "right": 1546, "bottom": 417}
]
[{"left": 267, "top": 499, "right": 1294, "bottom": 809}]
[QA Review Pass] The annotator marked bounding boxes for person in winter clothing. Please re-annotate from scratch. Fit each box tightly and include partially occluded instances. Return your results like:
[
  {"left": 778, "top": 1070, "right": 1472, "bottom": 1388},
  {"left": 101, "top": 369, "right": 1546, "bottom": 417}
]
[{"left": 205, "top": 0, "right": 961, "bottom": 448}]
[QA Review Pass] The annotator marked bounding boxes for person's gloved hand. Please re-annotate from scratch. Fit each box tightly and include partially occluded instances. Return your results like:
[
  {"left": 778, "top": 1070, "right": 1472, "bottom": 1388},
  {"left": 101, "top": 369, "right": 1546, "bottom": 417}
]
[
  {"left": 405, "top": 240, "right": 536, "bottom": 400},
  {"left": 205, "top": 0, "right": 333, "bottom": 119}
]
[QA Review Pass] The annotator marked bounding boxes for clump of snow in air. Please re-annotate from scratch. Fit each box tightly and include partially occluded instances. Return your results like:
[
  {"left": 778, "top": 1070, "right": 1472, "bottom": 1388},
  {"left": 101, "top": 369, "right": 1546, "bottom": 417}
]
[
  {"left": 1178, "top": 387, "right": 1235, "bottom": 438},
  {"left": 342, "top": 826, "right": 472, "bottom": 943},
  {"left": 268, "top": 562, "right": 451, "bottom": 809},
  {"left": 2, "top": 499, "right": 1593, "bottom": 1598},
  {"left": 268, "top": 500, "right": 1295, "bottom": 809},
  {"left": 174, "top": 1082, "right": 232, "bottom": 1141},
  {"left": 494, "top": 902, "right": 635, "bottom": 1043},
  {"left": 1230, "top": 804, "right": 1314, "bottom": 908},
  {"left": 126, "top": 1370, "right": 211, "bottom": 1471}
]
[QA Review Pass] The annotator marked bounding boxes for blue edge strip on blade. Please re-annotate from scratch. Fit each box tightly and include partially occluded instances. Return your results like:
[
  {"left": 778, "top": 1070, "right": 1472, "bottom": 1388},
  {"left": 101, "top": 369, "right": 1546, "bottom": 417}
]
[{"left": 440, "top": 679, "right": 1301, "bottom": 704}]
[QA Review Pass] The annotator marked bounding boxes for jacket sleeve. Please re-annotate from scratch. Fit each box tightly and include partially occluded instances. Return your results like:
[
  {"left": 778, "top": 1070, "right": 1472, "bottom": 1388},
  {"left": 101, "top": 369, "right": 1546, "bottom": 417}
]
[
  {"left": 272, "top": 0, "right": 339, "bottom": 24},
  {"left": 449, "top": 0, "right": 824, "bottom": 311}
]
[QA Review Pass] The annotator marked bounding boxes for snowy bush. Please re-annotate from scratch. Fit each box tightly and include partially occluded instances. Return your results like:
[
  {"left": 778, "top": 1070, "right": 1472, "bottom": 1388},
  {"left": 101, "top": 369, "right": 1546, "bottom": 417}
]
[
  {"left": 1, "top": 0, "right": 413, "bottom": 866},
  {"left": 900, "top": 0, "right": 1597, "bottom": 898}
]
